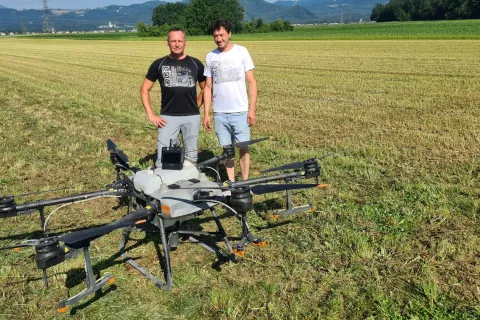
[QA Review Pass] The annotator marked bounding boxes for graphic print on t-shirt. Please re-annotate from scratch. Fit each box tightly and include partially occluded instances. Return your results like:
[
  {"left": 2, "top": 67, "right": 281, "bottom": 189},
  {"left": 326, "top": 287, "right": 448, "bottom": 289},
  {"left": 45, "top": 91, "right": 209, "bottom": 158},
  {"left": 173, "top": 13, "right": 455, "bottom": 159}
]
[
  {"left": 162, "top": 65, "right": 195, "bottom": 87},
  {"left": 211, "top": 60, "right": 242, "bottom": 84}
]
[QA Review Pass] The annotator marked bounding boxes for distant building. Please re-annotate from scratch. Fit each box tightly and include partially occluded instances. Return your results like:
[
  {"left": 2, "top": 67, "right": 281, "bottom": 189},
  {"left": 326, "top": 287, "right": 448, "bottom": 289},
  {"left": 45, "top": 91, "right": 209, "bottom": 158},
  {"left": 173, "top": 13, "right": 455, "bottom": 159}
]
[{"left": 98, "top": 21, "right": 117, "bottom": 29}]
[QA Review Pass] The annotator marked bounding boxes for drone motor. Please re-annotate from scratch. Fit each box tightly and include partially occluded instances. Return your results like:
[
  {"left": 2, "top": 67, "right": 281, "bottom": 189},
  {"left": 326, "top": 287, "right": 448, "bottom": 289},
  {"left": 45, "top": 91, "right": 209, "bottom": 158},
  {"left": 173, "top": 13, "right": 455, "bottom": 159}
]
[
  {"left": 229, "top": 187, "right": 253, "bottom": 213},
  {"left": 0, "top": 195, "right": 16, "bottom": 218},
  {"left": 304, "top": 159, "right": 320, "bottom": 179},
  {"left": 35, "top": 240, "right": 66, "bottom": 270}
]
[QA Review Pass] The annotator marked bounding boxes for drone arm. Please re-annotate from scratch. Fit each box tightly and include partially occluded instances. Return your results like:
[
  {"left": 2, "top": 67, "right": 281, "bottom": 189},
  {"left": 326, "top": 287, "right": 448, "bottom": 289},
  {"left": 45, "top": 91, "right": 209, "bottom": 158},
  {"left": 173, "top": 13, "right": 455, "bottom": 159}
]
[
  {"left": 229, "top": 171, "right": 303, "bottom": 188},
  {"left": 197, "top": 145, "right": 235, "bottom": 169},
  {"left": 197, "top": 154, "right": 228, "bottom": 169},
  {"left": 59, "top": 204, "right": 158, "bottom": 249},
  {"left": 1, "top": 187, "right": 128, "bottom": 218}
]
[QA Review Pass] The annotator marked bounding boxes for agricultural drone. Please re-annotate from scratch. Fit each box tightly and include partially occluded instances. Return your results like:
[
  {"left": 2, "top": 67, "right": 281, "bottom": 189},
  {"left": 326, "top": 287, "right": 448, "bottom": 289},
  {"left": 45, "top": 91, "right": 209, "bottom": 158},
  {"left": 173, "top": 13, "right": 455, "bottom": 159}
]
[{"left": 0, "top": 138, "right": 327, "bottom": 312}]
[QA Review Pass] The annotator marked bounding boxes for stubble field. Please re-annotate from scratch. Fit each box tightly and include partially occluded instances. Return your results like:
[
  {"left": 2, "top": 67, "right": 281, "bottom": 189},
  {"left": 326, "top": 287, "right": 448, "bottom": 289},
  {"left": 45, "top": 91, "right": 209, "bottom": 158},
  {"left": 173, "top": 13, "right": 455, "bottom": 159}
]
[{"left": 0, "top": 37, "right": 479, "bottom": 319}]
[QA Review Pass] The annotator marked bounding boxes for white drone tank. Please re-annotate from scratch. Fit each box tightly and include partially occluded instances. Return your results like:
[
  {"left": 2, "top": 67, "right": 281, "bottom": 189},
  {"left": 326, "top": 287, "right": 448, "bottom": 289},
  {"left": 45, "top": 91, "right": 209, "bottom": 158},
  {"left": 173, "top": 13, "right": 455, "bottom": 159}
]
[{"left": 133, "top": 160, "right": 202, "bottom": 195}]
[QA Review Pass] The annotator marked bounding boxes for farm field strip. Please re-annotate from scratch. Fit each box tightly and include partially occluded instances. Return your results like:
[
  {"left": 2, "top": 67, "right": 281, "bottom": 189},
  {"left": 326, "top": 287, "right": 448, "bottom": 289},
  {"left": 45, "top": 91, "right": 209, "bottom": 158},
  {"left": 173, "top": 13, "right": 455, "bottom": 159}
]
[{"left": 0, "top": 37, "right": 479, "bottom": 319}]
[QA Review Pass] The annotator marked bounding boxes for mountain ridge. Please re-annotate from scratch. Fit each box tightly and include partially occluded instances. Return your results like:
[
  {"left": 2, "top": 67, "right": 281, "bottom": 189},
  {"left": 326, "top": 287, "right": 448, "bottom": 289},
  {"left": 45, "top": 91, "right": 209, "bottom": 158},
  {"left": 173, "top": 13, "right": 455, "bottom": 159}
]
[{"left": 0, "top": 0, "right": 376, "bottom": 33}]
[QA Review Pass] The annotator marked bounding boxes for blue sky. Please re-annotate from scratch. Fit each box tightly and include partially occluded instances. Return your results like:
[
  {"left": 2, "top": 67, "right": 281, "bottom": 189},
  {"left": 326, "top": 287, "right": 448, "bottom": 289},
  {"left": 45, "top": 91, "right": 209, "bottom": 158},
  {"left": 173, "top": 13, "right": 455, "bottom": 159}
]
[{"left": 0, "top": 0, "right": 277, "bottom": 10}]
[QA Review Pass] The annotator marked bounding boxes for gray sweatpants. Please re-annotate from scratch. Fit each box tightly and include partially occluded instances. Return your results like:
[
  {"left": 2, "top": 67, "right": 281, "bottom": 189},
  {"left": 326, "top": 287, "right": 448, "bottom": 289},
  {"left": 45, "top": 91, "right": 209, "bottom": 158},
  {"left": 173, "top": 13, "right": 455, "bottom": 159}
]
[{"left": 156, "top": 114, "right": 200, "bottom": 168}]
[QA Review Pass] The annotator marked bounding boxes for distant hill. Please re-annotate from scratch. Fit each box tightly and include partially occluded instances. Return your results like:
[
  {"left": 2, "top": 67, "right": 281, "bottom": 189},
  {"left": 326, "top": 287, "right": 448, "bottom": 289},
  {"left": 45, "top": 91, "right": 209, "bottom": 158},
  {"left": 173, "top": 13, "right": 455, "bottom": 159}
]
[
  {"left": 240, "top": 0, "right": 319, "bottom": 23},
  {"left": 0, "top": 5, "right": 9, "bottom": 9},
  {"left": 0, "top": 1, "right": 166, "bottom": 33},
  {"left": 0, "top": 0, "right": 377, "bottom": 33},
  {"left": 273, "top": 0, "right": 376, "bottom": 22}
]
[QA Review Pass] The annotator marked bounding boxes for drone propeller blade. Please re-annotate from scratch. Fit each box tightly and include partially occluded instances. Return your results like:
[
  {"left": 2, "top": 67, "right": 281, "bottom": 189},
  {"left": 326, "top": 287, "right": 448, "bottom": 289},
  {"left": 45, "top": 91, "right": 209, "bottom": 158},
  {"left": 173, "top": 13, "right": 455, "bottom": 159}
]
[
  {"left": 0, "top": 238, "right": 57, "bottom": 251},
  {"left": 0, "top": 241, "right": 39, "bottom": 251},
  {"left": 168, "top": 183, "right": 319, "bottom": 195},
  {"left": 59, "top": 220, "right": 134, "bottom": 249},
  {"left": 235, "top": 137, "right": 269, "bottom": 148},
  {"left": 107, "top": 139, "right": 130, "bottom": 166},
  {"left": 115, "top": 149, "right": 130, "bottom": 165},
  {"left": 261, "top": 161, "right": 304, "bottom": 173},
  {"left": 261, "top": 152, "right": 339, "bottom": 173},
  {"left": 59, "top": 209, "right": 151, "bottom": 249},
  {"left": 250, "top": 183, "right": 320, "bottom": 195},
  {"left": 107, "top": 139, "right": 117, "bottom": 151}
]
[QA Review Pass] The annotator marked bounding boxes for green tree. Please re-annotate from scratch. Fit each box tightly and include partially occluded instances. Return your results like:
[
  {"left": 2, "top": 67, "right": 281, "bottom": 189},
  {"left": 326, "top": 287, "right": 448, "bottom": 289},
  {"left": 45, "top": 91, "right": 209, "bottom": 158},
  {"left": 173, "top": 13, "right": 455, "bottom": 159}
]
[
  {"left": 464, "top": 0, "right": 480, "bottom": 18},
  {"left": 270, "top": 19, "right": 285, "bottom": 32},
  {"left": 283, "top": 20, "right": 294, "bottom": 32},
  {"left": 254, "top": 17, "right": 264, "bottom": 30},
  {"left": 152, "top": 3, "right": 187, "bottom": 28},
  {"left": 136, "top": 21, "right": 148, "bottom": 37},
  {"left": 184, "top": 0, "right": 244, "bottom": 35},
  {"left": 243, "top": 21, "right": 255, "bottom": 33},
  {"left": 148, "top": 25, "right": 162, "bottom": 37},
  {"left": 370, "top": 0, "right": 479, "bottom": 21},
  {"left": 371, "top": 3, "right": 384, "bottom": 21}
]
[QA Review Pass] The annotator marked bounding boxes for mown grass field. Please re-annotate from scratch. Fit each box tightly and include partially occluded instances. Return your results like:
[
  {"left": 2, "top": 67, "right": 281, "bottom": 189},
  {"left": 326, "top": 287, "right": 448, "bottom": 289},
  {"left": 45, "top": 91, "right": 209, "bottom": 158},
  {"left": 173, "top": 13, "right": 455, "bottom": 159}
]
[
  {"left": 0, "top": 35, "right": 479, "bottom": 319},
  {"left": 21, "top": 19, "right": 480, "bottom": 41}
]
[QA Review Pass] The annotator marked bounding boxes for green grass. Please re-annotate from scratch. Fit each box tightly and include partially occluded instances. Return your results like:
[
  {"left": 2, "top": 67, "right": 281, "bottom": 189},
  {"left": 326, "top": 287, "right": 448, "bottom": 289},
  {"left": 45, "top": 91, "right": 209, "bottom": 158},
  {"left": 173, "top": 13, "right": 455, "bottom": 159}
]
[
  {"left": 14, "top": 19, "right": 480, "bottom": 41},
  {"left": 0, "top": 37, "right": 480, "bottom": 318}
]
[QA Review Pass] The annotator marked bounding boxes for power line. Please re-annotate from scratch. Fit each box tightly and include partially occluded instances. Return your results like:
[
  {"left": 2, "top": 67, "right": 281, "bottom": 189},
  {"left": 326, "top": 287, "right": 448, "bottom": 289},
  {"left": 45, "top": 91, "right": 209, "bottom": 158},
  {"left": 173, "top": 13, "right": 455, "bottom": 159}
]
[{"left": 42, "top": 0, "right": 50, "bottom": 33}]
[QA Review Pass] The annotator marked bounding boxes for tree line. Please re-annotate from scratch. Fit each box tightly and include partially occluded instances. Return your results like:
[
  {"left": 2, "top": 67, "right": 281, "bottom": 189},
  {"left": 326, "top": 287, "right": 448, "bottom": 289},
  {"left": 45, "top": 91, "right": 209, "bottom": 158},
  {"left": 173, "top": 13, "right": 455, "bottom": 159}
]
[
  {"left": 136, "top": 0, "right": 293, "bottom": 37},
  {"left": 371, "top": 0, "right": 480, "bottom": 22}
]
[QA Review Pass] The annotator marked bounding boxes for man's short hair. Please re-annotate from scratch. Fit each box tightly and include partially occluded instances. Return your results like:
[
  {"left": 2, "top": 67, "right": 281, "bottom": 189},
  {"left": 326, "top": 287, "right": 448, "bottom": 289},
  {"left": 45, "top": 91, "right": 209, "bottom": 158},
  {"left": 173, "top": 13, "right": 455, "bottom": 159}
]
[
  {"left": 167, "top": 27, "right": 186, "bottom": 40},
  {"left": 211, "top": 20, "right": 231, "bottom": 34}
]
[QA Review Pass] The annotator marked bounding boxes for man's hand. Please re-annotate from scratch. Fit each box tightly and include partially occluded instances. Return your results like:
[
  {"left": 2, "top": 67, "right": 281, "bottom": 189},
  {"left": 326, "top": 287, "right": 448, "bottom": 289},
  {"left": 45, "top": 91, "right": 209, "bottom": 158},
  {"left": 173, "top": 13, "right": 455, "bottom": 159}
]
[
  {"left": 148, "top": 114, "right": 167, "bottom": 128},
  {"left": 247, "top": 110, "right": 256, "bottom": 127},
  {"left": 203, "top": 115, "right": 212, "bottom": 131}
]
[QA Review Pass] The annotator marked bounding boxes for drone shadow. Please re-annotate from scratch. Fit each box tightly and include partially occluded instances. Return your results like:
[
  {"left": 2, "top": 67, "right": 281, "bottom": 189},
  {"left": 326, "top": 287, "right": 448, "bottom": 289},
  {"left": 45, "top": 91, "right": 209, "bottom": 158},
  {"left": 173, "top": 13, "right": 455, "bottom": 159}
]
[
  {"left": 252, "top": 199, "right": 294, "bottom": 231},
  {"left": 68, "top": 284, "right": 118, "bottom": 316}
]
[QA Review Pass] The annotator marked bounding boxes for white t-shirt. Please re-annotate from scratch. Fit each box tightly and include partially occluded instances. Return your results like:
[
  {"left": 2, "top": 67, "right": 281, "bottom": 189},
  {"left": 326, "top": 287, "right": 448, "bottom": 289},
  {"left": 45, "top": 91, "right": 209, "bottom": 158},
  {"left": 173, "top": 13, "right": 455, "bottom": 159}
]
[{"left": 204, "top": 44, "right": 254, "bottom": 113}]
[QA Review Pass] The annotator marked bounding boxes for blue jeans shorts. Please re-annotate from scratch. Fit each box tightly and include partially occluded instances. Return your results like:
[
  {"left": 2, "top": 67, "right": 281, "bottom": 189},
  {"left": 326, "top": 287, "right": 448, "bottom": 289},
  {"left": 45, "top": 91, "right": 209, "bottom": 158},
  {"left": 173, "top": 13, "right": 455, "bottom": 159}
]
[{"left": 214, "top": 112, "right": 250, "bottom": 147}]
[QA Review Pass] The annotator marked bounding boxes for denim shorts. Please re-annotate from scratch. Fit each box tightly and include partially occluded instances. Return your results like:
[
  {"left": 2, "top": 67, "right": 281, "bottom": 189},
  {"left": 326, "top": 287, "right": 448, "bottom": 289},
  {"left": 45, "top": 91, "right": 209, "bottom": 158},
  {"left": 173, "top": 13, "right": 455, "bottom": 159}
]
[{"left": 214, "top": 112, "right": 250, "bottom": 147}]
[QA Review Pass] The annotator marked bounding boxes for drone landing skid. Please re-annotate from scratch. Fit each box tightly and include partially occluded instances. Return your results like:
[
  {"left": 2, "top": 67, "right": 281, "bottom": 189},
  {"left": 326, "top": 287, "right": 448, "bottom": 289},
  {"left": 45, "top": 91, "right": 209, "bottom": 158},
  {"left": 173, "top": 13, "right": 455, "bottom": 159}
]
[
  {"left": 58, "top": 247, "right": 114, "bottom": 313},
  {"left": 273, "top": 187, "right": 315, "bottom": 217},
  {"left": 119, "top": 208, "right": 235, "bottom": 290},
  {"left": 230, "top": 212, "right": 266, "bottom": 257},
  {"left": 120, "top": 215, "right": 172, "bottom": 290},
  {"left": 274, "top": 204, "right": 314, "bottom": 216}
]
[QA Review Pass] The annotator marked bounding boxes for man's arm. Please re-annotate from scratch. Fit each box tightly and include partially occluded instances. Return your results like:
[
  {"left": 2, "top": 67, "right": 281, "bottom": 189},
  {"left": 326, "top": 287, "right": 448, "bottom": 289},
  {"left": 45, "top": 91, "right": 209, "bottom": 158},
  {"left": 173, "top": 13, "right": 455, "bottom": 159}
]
[
  {"left": 140, "top": 78, "right": 166, "bottom": 128},
  {"left": 203, "top": 77, "right": 213, "bottom": 131},
  {"left": 197, "top": 81, "right": 205, "bottom": 108},
  {"left": 246, "top": 70, "right": 257, "bottom": 126}
]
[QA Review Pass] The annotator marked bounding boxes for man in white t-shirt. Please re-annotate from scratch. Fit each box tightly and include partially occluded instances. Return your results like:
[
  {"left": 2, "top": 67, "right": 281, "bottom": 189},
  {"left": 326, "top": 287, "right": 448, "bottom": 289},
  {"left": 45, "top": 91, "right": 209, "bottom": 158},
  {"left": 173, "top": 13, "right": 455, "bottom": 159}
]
[{"left": 203, "top": 20, "right": 258, "bottom": 182}]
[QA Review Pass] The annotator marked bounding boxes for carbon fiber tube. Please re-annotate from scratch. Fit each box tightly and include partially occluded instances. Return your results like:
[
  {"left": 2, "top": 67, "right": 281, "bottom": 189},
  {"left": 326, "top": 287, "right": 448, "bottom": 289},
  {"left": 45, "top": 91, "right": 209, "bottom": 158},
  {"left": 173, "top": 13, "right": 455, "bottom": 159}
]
[
  {"left": 229, "top": 171, "right": 303, "bottom": 188},
  {"left": 12, "top": 188, "right": 127, "bottom": 214},
  {"left": 196, "top": 153, "right": 228, "bottom": 169}
]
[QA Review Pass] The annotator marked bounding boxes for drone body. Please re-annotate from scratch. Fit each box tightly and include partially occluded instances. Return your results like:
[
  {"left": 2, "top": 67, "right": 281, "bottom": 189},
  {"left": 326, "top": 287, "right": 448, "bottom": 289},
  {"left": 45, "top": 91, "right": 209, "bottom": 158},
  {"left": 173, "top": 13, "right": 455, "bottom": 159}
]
[
  {"left": 0, "top": 138, "right": 326, "bottom": 313},
  {"left": 133, "top": 160, "right": 222, "bottom": 218}
]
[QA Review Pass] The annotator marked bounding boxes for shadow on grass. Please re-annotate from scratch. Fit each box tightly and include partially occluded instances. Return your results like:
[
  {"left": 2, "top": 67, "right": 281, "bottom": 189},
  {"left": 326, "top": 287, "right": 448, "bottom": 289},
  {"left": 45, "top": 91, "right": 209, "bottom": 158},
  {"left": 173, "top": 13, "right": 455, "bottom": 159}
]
[{"left": 68, "top": 284, "right": 118, "bottom": 316}]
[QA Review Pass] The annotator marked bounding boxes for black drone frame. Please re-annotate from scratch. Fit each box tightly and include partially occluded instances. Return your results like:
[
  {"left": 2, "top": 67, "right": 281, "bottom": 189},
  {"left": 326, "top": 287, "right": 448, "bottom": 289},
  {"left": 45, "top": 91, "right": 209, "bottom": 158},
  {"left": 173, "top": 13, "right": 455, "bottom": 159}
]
[{"left": 0, "top": 138, "right": 326, "bottom": 312}]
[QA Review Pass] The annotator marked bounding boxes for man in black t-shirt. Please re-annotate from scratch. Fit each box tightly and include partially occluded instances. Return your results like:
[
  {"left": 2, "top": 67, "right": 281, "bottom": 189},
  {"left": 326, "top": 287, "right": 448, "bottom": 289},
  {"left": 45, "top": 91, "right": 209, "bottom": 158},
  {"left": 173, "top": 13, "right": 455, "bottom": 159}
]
[{"left": 140, "top": 27, "right": 206, "bottom": 167}]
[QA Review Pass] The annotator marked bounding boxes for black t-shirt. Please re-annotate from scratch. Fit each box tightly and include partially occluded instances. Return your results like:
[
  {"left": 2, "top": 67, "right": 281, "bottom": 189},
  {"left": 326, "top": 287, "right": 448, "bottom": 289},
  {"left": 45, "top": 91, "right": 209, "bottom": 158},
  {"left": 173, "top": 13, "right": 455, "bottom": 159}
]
[{"left": 146, "top": 55, "right": 205, "bottom": 116}]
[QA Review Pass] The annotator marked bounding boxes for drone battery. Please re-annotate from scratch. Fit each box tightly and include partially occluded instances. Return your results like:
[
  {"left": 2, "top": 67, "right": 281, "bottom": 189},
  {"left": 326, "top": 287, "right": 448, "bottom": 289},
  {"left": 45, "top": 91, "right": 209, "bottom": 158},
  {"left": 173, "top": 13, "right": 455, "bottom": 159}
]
[{"left": 161, "top": 147, "right": 184, "bottom": 170}]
